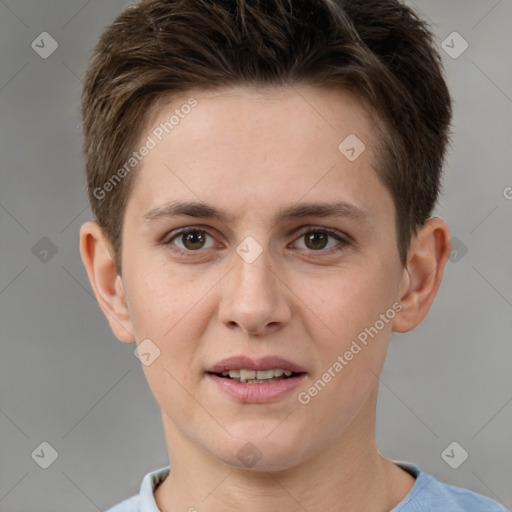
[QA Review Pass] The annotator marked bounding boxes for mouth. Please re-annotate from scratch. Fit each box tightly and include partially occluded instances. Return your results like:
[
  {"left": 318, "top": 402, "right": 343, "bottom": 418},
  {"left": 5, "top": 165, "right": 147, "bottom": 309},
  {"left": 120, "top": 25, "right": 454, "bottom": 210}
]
[
  {"left": 205, "top": 355, "right": 308, "bottom": 402},
  {"left": 207, "top": 368, "right": 305, "bottom": 384}
]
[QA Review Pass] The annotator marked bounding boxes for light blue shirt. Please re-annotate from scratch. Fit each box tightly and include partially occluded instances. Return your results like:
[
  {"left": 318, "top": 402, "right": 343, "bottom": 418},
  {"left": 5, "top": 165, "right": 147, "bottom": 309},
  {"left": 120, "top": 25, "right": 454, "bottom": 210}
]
[{"left": 106, "top": 461, "right": 508, "bottom": 512}]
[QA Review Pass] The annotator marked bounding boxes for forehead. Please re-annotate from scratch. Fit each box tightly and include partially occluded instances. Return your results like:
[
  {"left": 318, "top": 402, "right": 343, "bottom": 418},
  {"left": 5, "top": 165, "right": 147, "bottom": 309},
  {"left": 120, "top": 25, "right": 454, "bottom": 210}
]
[
  {"left": 141, "top": 85, "right": 379, "bottom": 167},
  {"left": 146, "top": 84, "right": 378, "bottom": 148},
  {"left": 126, "top": 84, "right": 393, "bottom": 227}
]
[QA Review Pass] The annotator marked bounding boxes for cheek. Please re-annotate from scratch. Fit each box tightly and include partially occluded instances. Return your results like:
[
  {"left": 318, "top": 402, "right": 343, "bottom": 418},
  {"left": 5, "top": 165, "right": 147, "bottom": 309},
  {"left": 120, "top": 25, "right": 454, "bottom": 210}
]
[
  {"left": 293, "top": 268, "right": 396, "bottom": 433},
  {"left": 303, "top": 261, "right": 397, "bottom": 348},
  {"left": 296, "top": 259, "right": 400, "bottom": 414},
  {"left": 125, "top": 258, "right": 210, "bottom": 339},
  {"left": 128, "top": 268, "right": 209, "bottom": 421}
]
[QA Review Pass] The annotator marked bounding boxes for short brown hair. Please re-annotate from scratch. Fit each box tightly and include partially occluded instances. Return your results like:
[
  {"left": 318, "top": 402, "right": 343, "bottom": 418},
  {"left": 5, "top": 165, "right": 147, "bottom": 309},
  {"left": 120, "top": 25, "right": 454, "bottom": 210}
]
[{"left": 81, "top": 0, "right": 452, "bottom": 272}]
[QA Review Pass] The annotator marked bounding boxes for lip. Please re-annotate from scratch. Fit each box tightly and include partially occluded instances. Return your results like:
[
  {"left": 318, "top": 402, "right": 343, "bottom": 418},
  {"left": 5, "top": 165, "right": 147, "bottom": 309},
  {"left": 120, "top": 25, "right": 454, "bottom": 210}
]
[
  {"left": 207, "top": 355, "right": 307, "bottom": 373},
  {"left": 206, "top": 372, "right": 308, "bottom": 403},
  {"left": 206, "top": 355, "right": 308, "bottom": 404}
]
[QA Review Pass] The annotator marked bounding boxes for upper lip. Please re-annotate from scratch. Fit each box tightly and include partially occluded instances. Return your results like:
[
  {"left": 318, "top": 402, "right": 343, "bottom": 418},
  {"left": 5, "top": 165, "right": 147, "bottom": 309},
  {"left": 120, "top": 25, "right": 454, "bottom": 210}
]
[{"left": 207, "top": 355, "right": 307, "bottom": 374}]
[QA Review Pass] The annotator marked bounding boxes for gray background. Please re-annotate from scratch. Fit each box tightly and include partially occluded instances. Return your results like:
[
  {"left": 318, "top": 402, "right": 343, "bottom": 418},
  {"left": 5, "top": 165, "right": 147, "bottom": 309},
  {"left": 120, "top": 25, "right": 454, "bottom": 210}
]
[{"left": 1, "top": 1, "right": 511, "bottom": 511}]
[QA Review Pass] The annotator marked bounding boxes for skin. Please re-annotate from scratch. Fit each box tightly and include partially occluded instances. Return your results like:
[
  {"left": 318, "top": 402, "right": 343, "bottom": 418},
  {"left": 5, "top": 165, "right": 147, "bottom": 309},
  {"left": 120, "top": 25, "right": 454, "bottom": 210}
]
[{"left": 80, "top": 84, "right": 451, "bottom": 512}]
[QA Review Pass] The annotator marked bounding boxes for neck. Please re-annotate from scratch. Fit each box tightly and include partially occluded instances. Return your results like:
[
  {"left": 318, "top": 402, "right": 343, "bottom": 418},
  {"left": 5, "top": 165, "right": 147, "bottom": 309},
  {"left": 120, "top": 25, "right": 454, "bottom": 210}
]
[{"left": 154, "top": 390, "right": 415, "bottom": 512}]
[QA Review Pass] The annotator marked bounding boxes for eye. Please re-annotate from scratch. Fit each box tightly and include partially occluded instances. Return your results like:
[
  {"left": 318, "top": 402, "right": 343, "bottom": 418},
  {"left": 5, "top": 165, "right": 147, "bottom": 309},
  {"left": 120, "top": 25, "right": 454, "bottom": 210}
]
[
  {"left": 291, "top": 228, "right": 350, "bottom": 253},
  {"left": 163, "top": 226, "right": 351, "bottom": 257},
  {"left": 165, "top": 228, "right": 216, "bottom": 252}
]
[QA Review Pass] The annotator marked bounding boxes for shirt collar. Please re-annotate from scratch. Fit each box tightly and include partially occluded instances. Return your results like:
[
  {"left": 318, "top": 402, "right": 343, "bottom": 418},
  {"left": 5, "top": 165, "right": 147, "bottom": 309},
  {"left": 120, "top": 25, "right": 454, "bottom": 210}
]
[
  {"left": 137, "top": 461, "right": 425, "bottom": 512},
  {"left": 138, "top": 465, "right": 170, "bottom": 512}
]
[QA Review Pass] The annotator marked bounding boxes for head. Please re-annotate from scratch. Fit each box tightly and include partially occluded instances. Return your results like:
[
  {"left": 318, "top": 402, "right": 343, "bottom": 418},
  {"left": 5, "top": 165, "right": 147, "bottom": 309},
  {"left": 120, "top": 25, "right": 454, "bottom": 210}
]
[{"left": 80, "top": 0, "right": 452, "bottom": 471}]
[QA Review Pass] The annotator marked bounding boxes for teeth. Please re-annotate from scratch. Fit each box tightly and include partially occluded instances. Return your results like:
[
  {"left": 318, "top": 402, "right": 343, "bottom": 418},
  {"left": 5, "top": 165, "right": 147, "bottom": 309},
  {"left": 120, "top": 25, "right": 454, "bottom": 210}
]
[
  {"left": 255, "top": 370, "right": 274, "bottom": 379},
  {"left": 219, "top": 368, "right": 296, "bottom": 382},
  {"left": 239, "top": 369, "right": 256, "bottom": 381}
]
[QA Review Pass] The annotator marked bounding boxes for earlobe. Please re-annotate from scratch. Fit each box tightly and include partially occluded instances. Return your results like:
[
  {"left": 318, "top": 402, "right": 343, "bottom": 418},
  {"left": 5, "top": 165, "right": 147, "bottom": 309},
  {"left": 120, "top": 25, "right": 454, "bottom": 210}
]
[
  {"left": 79, "top": 221, "right": 135, "bottom": 343},
  {"left": 392, "top": 218, "right": 451, "bottom": 333}
]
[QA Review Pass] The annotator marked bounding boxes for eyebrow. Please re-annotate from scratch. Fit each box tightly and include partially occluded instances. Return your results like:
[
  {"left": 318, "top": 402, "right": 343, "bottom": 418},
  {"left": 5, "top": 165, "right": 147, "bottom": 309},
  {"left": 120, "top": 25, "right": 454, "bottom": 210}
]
[{"left": 142, "top": 200, "right": 371, "bottom": 226}]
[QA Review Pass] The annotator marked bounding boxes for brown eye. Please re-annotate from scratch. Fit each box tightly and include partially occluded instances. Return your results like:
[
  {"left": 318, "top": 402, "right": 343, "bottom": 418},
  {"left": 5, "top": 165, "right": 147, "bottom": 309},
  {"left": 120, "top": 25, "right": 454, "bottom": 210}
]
[
  {"left": 304, "top": 231, "right": 329, "bottom": 250},
  {"left": 293, "top": 228, "right": 350, "bottom": 254},
  {"left": 167, "top": 228, "right": 215, "bottom": 252},
  {"left": 181, "top": 231, "right": 207, "bottom": 250}
]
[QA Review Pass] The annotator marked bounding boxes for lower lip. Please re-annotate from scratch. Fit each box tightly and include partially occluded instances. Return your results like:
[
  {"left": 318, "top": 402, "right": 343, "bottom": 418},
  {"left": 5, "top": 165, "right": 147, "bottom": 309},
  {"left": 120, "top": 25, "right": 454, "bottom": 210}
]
[{"left": 206, "top": 373, "right": 307, "bottom": 403}]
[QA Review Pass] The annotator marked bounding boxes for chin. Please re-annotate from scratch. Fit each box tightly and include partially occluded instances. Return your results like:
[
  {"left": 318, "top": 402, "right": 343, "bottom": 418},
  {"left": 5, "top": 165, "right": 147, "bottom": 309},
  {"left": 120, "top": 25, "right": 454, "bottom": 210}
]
[{"left": 214, "top": 432, "right": 310, "bottom": 472}]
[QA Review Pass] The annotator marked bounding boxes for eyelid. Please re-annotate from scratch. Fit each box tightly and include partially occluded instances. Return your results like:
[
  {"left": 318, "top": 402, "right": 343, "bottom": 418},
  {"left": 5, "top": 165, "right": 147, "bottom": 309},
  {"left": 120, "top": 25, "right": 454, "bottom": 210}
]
[
  {"left": 289, "top": 226, "right": 351, "bottom": 254},
  {"left": 163, "top": 226, "right": 218, "bottom": 248},
  {"left": 293, "top": 225, "right": 352, "bottom": 244}
]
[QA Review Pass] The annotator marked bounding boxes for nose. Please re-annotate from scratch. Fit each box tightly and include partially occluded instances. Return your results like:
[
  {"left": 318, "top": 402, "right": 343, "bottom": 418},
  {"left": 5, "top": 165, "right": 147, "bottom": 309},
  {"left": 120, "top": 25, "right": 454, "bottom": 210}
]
[{"left": 218, "top": 249, "right": 291, "bottom": 336}]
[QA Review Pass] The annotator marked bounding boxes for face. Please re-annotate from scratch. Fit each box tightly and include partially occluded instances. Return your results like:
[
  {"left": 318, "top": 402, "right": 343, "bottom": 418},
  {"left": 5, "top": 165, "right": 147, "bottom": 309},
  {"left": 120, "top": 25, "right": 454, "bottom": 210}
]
[{"left": 117, "top": 85, "right": 406, "bottom": 470}]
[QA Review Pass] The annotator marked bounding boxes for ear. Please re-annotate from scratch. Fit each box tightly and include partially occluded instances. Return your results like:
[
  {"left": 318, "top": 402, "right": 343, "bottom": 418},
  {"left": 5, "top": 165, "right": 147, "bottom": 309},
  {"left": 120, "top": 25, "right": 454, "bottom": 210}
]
[
  {"left": 392, "top": 217, "right": 451, "bottom": 333},
  {"left": 79, "top": 221, "right": 135, "bottom": 343}
]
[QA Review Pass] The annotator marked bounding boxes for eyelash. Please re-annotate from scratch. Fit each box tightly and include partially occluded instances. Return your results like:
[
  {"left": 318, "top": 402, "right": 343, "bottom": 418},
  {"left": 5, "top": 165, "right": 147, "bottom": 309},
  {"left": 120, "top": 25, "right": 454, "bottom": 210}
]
[{"left": 162, "top": 226, "right": 352, "bottom": 257}]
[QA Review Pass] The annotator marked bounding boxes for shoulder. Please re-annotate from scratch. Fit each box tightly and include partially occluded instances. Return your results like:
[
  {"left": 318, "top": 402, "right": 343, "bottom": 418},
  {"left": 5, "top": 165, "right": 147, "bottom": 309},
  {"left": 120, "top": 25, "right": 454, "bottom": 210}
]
[
  {"left": 426, "top": 479, "right": 508, "bottom": 512},
  {"left": 394, "top": 462, "right": 509, "bottom": 512}
]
